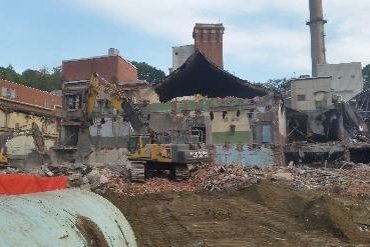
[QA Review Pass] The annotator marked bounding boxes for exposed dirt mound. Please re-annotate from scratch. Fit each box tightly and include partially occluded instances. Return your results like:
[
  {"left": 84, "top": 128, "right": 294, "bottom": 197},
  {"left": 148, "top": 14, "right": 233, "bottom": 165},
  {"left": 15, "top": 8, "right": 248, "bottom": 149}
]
[{"left": 104, "top": 181, "right": 370, "bottom": 247}]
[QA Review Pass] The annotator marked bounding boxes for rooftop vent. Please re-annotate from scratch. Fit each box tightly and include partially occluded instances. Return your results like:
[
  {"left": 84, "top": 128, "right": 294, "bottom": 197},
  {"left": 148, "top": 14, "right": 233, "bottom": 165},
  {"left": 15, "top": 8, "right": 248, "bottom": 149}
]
[{"left": 108, "top": 48, "right": 120, "bottom": 56}]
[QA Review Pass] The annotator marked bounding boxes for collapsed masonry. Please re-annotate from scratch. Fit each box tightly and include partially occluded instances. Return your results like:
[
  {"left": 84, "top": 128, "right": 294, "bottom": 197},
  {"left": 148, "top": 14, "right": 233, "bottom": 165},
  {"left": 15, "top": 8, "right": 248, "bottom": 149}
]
[
  {"left": 150, "top": 52, "right": 286, "bottom": 167},
  {"left": 0, "top": 79, "right": 62, "bottom": 167},
  {"left": 55, "top": 50, "right": 158, "bottom": 163},
  {"left": 56, "top": 49, "right": 286, "bottom": 167},
  {"left": 285, "top": 100, "right": 370, "bottom": 165}
]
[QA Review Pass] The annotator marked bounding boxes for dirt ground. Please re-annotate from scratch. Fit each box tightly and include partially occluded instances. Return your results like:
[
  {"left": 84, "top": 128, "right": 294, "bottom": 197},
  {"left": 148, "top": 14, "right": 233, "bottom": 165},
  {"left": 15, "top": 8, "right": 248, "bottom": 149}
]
[{"left": 104, "top": 181, "right": 370, "bottom": 247}]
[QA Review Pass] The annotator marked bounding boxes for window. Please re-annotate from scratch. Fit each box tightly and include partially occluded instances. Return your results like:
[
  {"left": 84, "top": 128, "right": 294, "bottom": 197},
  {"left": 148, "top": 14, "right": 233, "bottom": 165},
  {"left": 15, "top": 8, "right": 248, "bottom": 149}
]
[
  {"left": 222, "top": 111, "right": 227, "bottom": 119},
  {"left": 229, "top": 125, "right": 236, "bottom": 134},
  {"left": 315, "top": 100, "right": 327, "bottom": 110},
  {"left": 66, "top": 94, "right": 82, "bottom": 111},
  {"left": 210, "top": 112, "right": 214, "bottom": 121},
  {"left": 262, "top": 125, "right": 272, "bottom": 143},
  {"left": 236, "top": 110, "right": 241, "bottom": 117},
  {"left": 297, "top": 95, "right": 306, "bottom": 101}
]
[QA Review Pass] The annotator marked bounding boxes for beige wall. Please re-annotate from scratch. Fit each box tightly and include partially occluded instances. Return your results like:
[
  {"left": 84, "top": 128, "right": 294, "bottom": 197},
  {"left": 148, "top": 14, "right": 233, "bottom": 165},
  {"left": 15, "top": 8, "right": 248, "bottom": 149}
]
[
  {"left": 5, "top": 112, "right": 58, "bottom": 136},
  {"left": 210, "top": 110, "right": 250, "bottom": 133},
  {"left": 0, "top": 109, "right": 59, "bottom": 157},
  {"left": 6, "top": 136, "right": 55, "bottom": 156},
  {"left": 290, "top": 77, "right": 332, "bottom": 111}
]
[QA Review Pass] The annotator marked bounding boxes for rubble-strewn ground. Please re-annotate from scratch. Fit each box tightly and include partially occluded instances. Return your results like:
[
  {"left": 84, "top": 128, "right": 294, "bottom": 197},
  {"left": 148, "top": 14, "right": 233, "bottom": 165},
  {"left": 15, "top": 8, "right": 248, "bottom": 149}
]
[{"left": 2, "top": 162, "right": 370, "bottom": 246}]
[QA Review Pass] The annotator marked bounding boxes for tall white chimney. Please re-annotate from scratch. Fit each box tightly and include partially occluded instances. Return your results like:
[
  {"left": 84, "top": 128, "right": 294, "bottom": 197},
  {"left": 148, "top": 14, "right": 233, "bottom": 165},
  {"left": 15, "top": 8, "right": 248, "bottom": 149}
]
[{"left": 307, "top": 0, "right": 327, "bottom": 77}]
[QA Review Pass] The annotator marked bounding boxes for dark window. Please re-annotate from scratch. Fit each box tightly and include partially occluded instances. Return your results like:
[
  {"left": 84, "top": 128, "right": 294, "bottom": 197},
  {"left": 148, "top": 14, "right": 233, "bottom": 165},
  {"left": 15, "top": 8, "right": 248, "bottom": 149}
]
[
  {"left": 297, "top": 95, "right": 306, "bottom": 101},
  {"left": 230, "top": 125, "right": 236, "bottom": 134},
  {"left": 210, "top": 112, "right": 214, "bottom": 120},
  {"left": 66, "top": 94, "right": 82, "bottom": 111},
  {"left": 236, "top": 110, "right": 241, "bottom": 117},
  {"left": 222, "top": 111, "right": 227, "bottom": 119}
]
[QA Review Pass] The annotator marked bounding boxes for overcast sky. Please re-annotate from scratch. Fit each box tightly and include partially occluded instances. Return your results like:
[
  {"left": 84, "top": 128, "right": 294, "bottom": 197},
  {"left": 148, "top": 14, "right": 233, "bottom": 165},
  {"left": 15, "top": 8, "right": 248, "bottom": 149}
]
[{"left": 1, "top": 0, "right": 369, "bottom": 82}]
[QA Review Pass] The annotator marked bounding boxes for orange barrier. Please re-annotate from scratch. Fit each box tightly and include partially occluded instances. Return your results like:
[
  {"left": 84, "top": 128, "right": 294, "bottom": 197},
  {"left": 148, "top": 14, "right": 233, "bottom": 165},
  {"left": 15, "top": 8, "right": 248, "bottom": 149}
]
[{"left": 0, "top": 174, "right": 67, "bottom": 195}]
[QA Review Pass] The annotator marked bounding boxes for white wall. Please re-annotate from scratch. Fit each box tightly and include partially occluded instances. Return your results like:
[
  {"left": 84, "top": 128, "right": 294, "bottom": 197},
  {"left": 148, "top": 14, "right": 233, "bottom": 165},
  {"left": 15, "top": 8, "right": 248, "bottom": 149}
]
[
  {"left": 171, "top": 45, "right": 195, "bottom": 72},
  {"left": 316, "top": 62, "right": 363, "bottom": 101}
]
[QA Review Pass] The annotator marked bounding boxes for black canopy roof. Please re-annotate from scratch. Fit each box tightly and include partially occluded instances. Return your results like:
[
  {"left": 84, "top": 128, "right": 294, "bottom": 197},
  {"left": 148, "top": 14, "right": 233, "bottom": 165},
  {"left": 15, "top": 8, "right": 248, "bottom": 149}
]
[{"left": 155, "top": 51, "right": 269, "bottom": 102}]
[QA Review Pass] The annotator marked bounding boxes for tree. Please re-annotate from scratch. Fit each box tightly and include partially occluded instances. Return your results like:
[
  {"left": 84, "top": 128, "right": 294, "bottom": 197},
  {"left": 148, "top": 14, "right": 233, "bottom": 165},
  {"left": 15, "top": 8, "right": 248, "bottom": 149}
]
[
  {"left": 255, "top": 78, "right": 290, "bottom": 94},
  {"left": 130, "top": 61, "right": 166, "bottom": 84},
  {"left": 20, "top": 66, "right": 62, "bottom": 92},
  {"left": 0, "top": 65, "right": 21, "bottom": 83},
  {"left": 363, "top": 64, "right": 370, "bottom": 90},
  {"left": 0, "top": 64, "right": 62, "bottom": 92}
]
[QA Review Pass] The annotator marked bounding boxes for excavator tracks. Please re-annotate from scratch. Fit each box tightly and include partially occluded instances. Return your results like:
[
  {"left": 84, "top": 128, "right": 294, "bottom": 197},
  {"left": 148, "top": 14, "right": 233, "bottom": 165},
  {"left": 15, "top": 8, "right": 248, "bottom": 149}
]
[
  {"left": 129, "top": 161, "right": 146, "bottom": 183},
  {"left": 174, "top": 164, "right": 190, "bottom": 181}
]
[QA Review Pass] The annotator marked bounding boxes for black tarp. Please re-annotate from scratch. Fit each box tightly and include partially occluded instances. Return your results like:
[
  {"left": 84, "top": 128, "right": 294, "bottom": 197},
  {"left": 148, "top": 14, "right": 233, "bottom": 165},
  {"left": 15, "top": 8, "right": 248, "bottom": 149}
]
[{"left": 155, "top": 51, "right": 269, "bottom": 102}]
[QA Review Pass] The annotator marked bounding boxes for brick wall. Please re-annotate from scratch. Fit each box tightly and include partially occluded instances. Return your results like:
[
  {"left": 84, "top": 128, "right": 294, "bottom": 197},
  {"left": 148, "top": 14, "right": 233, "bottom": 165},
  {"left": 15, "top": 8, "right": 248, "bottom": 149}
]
[
  {"left": 0, "top": 79, "right": 62, "bottom": 110},
  {"left": 62, "top": 55, "right": 138, "bottom": 83},
  {"left": 193, "top": 23, "right": 225, "bottom": 68}
]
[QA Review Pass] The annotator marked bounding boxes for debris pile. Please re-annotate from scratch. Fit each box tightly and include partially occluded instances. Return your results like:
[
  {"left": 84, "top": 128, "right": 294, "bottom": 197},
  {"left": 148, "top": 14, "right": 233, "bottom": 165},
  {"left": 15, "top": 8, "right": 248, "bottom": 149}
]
[
  {"left": 191, "top": 164, "right": 260, "bottom": 192},
  {"left": 1, "top": 161, "right": 369, "bottom": 198}
]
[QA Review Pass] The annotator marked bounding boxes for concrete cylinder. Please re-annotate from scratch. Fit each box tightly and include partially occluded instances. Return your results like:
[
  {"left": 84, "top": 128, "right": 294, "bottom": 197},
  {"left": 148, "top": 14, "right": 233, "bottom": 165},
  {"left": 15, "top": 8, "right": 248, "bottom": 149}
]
[{"left": 0, "top": 189, "right": 136, "bottom": 247}]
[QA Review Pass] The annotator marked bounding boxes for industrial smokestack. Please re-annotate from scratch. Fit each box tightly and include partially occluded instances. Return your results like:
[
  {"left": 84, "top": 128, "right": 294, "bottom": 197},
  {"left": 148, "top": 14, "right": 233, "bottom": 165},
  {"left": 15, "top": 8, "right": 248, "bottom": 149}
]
[{"left": 307, "top": 0, "right": 327, "bottom": 77}]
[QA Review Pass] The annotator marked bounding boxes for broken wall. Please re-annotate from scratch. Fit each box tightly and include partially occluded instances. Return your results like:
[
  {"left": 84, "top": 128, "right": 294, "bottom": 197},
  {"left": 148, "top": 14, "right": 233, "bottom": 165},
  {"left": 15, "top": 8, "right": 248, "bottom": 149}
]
[
  {"left": 209, "top": 110, "right": 252, "bottom": 144},
  {"left": 211, "top": 144, "right": 279, "bottom": 167},
  {"left": 89, "top": 117, "right": 131, "bottom": 149},
  {"left": 144, "top": 94, "right": 286, "bottom": 166}
]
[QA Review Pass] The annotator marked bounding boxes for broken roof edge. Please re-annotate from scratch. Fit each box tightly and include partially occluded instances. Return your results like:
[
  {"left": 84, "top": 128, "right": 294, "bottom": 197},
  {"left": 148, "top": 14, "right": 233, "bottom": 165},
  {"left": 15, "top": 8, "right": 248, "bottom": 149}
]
[{"left": 154, "top": 50, "right": 272, "bottom": 101}]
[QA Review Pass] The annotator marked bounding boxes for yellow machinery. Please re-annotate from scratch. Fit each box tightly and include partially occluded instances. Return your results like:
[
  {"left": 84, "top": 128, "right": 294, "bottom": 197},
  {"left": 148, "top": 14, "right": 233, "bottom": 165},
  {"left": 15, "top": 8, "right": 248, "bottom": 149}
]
[
  {"left": 127, "top": 134, "right": 210, "bottom": 182},
  {"left": 86, "top": 74, "right": 210, "bottom": 182},
  {"left": 0, "top": 150, "right": 8, "bottom": 165},
  {"left": 86, "top": 73, "right": 124, "bottom": 119}
]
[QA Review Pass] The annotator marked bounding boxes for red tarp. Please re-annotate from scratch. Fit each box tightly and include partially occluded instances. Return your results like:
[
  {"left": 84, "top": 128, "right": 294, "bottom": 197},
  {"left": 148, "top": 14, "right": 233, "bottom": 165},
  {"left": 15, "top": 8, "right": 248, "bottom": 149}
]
[{"left": 0, "top": 174, "right": 67, "bottom": 195}]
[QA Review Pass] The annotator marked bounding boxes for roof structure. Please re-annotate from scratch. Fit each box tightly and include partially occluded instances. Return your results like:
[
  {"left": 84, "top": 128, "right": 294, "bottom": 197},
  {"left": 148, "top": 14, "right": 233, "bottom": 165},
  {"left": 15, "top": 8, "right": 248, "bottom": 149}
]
[
  {"left": 0, "top": 79, "right": 62, "bottom": 117},
  {"left": 0, "top": 79, "right": 62, "bottom": 109},
  {"left": 155, "top": 51, "right": 270, "bottom": 102}
]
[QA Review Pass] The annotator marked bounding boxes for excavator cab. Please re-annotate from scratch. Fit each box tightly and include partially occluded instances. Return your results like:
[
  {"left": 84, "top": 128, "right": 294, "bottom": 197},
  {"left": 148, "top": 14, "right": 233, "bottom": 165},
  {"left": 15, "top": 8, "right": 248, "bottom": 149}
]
[{"left": 127, "top": 135, "right": 151, "bottom": 156}]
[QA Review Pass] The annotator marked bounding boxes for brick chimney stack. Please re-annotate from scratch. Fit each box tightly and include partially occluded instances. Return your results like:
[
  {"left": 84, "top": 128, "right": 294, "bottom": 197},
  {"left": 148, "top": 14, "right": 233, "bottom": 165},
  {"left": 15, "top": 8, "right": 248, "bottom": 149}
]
[{"left": 193, "top": 23, "right": 225, "bottom": 68}]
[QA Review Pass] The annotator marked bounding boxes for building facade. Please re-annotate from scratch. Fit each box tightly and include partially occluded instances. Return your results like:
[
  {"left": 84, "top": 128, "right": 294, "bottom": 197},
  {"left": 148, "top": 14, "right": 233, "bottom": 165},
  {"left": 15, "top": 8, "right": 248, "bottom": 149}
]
[{"left": 0, "top": 79, "right": 62, "bottom": 165}]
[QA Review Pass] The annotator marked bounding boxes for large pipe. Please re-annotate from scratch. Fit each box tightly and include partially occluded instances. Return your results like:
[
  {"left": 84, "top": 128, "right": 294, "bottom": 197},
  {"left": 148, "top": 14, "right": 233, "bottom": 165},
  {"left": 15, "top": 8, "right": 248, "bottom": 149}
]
[
  {"left": 0, "top": 189, "right": 137, "bottom": 246},
  {"left": 307, "top": 0, "right": 327, "bottom": 77}
]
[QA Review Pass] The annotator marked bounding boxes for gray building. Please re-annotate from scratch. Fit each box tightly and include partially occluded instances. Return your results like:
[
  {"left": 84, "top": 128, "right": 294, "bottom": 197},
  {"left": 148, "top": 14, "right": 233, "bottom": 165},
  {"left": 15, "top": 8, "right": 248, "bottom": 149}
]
[
  {"left": 170, "top": 45, "right": 195, "bottom": 73},
  {"left": 288, "top": 62, "right": 363, "bottom": 112}
]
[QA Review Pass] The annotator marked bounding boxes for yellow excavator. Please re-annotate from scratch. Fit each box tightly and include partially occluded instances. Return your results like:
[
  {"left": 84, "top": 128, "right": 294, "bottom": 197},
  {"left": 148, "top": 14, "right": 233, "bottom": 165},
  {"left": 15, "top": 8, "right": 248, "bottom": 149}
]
[{"left": 87, "top": 74, "right": 210, "bottom": 182}]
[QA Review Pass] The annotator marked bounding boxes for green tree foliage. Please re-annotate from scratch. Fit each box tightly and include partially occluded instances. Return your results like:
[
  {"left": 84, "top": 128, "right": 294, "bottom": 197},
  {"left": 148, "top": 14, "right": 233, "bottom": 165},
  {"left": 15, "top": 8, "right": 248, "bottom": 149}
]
[
  {"left": 363, "top": 64, "right": 370, "bottom": 90},
  {"left": 130, "top": 61, "right": 166, "bottom": 84},
  {"left": 0, "top": 65, "right": 21, "bottom": 83},
  {"left": 256, "top": 78, "right": 290, "bottom": 94},
  {"left": 0, "top": 65, "right": 62, "bottom": 92}
]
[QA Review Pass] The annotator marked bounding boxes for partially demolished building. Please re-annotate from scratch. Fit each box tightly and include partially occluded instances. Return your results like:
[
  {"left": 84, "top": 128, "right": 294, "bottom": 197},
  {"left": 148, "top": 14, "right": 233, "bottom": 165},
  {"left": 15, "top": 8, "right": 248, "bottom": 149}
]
[
  {"left": 0, "top": 79, "right": 62, "bottom": 166},
  {"left": 148, "top": 51, "right": 286, "bottom": 167},
  {"left": 58, "top": 49, "right": 158, "bottom": 162}
]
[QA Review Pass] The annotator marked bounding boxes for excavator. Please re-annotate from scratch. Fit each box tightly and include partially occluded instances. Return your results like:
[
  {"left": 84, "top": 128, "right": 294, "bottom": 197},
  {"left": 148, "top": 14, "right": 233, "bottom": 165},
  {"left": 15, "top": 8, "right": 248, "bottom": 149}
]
[
  {"left": 0, "top": 122, "right": 45, "bottom": 166},
  {"left": 87, "top": 74, "right": 210, "bottom": 182}
]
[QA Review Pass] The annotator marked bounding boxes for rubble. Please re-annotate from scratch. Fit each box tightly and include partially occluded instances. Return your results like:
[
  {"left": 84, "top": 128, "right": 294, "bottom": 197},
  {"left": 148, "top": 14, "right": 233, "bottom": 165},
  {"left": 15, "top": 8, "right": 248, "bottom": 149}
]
[{"left": 1, "top": 160, "right": 369, "bottom": 198}]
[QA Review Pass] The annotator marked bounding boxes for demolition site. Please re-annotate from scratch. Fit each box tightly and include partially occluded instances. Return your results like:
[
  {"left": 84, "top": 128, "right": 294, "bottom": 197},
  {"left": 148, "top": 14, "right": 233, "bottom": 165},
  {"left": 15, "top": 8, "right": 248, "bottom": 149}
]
[{"left": 0, "top": 0, "right": 369, "bottom": 246}]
